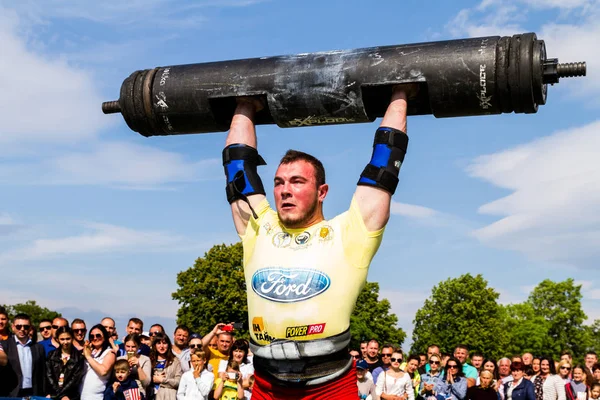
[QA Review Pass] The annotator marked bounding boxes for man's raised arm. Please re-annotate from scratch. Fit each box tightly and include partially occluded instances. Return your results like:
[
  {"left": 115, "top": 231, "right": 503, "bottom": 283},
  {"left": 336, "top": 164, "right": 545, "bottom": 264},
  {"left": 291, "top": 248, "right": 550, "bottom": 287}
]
[
  {"left": 224, "top": 98, "right": 267, "bottom": 236},
  {"left": 355, "top": 86, "right": 412, "bottom": 232}
]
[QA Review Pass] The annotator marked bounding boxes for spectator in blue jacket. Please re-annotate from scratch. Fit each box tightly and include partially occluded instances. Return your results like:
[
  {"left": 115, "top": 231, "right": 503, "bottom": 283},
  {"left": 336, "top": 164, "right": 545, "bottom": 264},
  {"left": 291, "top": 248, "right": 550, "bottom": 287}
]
[{"left": 504, "top": 362, "right": 535, "bottom": 400}]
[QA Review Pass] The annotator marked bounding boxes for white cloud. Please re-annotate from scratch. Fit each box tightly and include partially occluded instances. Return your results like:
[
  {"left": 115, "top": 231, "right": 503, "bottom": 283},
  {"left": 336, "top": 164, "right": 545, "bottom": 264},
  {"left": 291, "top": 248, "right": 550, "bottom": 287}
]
[
  {"left": 0, "top": 6, "right": 111, "bottom": 144},
  {"left": 0, "top": 141, "right": 220, "bottom": 187},
  {"left": 390, "top": 202, "right": 438, "bottom": 219},
  {"left": 445, "top": 0, "right": 595, "bottom": 99},
  {"left": 0, "top": 222, "right": 199, "bottom": 264},
  {"left": 468, "top": 120, "right": 600, "bottom": 268}
]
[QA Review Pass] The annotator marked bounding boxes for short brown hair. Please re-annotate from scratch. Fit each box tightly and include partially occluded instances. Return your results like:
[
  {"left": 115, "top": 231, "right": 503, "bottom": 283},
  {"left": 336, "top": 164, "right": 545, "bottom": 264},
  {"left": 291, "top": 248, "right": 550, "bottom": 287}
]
[
  {"left": 114, "top": 359, "right": 130, "bottom": 372},
  {"left": 279, "top": 150, "right": 326, "bottom": 187}
]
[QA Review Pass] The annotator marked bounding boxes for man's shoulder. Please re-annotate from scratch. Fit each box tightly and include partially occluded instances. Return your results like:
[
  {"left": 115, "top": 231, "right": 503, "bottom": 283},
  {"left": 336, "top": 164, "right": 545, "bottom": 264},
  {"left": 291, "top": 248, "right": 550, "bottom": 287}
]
[{"left": 463, "top": 363, "right": 478, "bottom": 378}]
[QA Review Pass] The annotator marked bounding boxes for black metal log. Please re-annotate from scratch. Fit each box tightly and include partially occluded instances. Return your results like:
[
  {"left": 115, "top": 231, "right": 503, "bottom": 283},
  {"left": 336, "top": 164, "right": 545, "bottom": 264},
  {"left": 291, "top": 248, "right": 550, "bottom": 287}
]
[{"left": 102, "top": 33, "right": 586, "bottom": 137}]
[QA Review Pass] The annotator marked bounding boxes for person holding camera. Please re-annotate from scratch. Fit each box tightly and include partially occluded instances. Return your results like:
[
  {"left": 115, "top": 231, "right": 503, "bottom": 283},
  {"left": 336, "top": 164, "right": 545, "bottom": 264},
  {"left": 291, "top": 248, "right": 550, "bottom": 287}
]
[
  {"left": 201, "top": 323, "right": 235, "bottom": 381},
  {"left": 213, "top": 360, "right": 244, "bottom": 400}
]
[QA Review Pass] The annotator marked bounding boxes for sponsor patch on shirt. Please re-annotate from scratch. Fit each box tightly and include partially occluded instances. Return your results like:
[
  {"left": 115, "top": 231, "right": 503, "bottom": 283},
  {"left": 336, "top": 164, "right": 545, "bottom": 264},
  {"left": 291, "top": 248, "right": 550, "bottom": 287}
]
[
  {"left": 285, "top": 323, "right": 326, "bottom": 338},
  {"left": 251, "top": 267, "right": 331, "bottom": 303}
]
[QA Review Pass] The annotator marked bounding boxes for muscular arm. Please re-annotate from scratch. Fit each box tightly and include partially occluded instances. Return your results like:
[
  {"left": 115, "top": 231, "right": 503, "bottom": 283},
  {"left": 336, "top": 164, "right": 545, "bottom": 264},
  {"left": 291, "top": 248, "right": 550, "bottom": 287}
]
[
  {"left": 226, "top": 99, "right": 267, "bottom": 236},
  {"left": 355, "top": 88, "right": 410, "bottom": 232}
]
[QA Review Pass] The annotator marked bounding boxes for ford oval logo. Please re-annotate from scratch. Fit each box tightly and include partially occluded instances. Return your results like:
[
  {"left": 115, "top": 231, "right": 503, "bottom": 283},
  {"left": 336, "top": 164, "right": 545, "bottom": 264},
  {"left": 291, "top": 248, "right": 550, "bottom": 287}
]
[{"left": 251, "top": 268, "right": 331, "bottom": 303}]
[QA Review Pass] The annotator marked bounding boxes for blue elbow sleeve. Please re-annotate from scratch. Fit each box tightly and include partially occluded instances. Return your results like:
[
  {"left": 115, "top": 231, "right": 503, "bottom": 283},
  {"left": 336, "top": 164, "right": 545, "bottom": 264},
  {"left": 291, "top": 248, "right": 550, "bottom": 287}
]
[
  {"left": 357, "top": 127, "right": 409, "bottom": 194},
  {"left": 223, "top": 144, "right": 266, "bottom": 204}
]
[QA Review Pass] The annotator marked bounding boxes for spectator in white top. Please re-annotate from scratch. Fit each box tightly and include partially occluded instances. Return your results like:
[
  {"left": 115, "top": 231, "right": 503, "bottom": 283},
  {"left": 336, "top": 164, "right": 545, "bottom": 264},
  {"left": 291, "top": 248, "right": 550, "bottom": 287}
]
[{"left": 177, "top": 350, "right": 213, "bottom": 400}]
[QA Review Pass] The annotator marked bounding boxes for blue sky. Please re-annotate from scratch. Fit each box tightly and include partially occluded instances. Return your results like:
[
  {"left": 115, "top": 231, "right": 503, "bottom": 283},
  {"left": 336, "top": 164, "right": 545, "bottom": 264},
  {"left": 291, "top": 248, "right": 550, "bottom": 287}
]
[{"left": 0, "top": 0, "right": 598, "bottom": 347}]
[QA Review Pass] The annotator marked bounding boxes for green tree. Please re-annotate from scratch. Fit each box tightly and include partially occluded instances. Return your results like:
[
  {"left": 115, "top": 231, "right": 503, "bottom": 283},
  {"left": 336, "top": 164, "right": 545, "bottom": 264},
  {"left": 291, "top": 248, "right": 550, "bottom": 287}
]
[
  {"left": 1, "top": 300, "right": 61, "bottom": 328},
  {"left": 411, "top": 274, "right": 506, "bottom": 358},
  {"left": 173, "top": 242, "right": 249, "bottom": 338},
  {"left": 526, "top": 278, "right": 588, "bottom": 358},
  {"left": 173, "top": 243, "right": 406, "bottom": 346},
  {"left": 500, "top": 302, "right": 549, "bottom": 356},
  {"left": 349, "top": 282, "right": 406, "bottom": 349}
]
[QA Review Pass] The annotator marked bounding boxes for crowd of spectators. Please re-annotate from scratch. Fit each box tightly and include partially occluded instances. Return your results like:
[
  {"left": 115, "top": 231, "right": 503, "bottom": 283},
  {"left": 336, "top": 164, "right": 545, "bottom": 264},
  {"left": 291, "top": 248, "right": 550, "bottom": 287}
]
[
  {"left": 2, "top": 307, "right": 600, "bottom": 400},
  {"left": 352, "top": 340, "right": 600, "bottom": 400},
  {"left": 0, "top": 308, "right": 251, "bottom": 400}
]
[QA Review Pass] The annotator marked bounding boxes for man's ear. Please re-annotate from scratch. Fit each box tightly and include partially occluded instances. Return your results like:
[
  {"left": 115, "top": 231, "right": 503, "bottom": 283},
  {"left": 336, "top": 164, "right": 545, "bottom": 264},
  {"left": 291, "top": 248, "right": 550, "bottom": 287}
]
[{"left": 318, "top": 184, "right": 329, "bottom": 202}]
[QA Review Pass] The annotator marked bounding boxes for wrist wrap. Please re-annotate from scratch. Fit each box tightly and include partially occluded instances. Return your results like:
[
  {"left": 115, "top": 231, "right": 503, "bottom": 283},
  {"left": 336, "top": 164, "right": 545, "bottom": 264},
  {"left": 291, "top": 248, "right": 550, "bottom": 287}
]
[{"left": 357, "top": 127, "right": 408, "bottom": 195}]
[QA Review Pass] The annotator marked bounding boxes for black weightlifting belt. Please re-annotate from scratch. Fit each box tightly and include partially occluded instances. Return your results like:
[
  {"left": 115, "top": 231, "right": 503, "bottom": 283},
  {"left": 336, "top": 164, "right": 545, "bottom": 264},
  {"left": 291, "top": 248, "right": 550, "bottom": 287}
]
[{"left": 250, "top": 329, "right": 352, "bottom": 387}]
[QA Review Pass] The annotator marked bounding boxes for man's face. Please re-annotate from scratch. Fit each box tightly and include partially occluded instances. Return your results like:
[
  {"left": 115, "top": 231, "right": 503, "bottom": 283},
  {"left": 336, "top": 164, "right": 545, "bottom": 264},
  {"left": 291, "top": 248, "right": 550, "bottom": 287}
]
[
  {"left": 586, "top": 354, "right": 597, "bottom": 368},
  {"left": 274, "top": 161, "right": 327, "bottom": 229},
  {"left": 367, "top": 342, "right": 379, "bottom": 358},
  {"left": 12, "top": 318, "right": 31, "bottom": 341},
  {"left": 101, "top": 319, "right": 116, "bottom": 336},
  {"left": 52, "top": 318, "right": 67, "bottom": 339},
  {"left": 427, "top": 346, "right": 440, "bottom": 359},
  {"left": 454, "top": 347, "right": 468, "bottom": 363},
  {"left": 594, "top": 369, "right": 600, "bottom": 381},
  {"left": 472, "top": 355, "right": 483, "bottom": 369},
  {"left": 72, "top": 322, "right": 87, "bottom": 342},
  {"left": 381, "top": 348, "right": 393, "bottom": 366},
  {"left": 0, "top": 313, "right": 8, "bottom": 332},
  {"left": 561, "top": 354, "right": 572, "bottom": 363},
  {"left": 522, "top": 353, "right": 533, "bottom": 365},
  {"left": 127, "top": 322, "right": 142, "bottom": 335},
  {"left": 217, "top": 334, "right": 233, "bottom": 353},
  {"left": 419, "top": 355, "right": 427, "bottom": 367},
  {"left": 499, "top": 360, "right": 511, "bottom": 376},
  {"left": 39, "top": 321, "right": 52, "bottom": 339},
  {"left": 174, "top": 329, "right": 189, "bottom": 347}
]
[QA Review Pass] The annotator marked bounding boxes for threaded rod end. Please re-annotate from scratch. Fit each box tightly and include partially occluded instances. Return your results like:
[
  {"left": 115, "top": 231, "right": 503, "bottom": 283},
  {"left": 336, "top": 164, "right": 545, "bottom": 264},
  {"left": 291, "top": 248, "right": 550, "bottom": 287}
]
[
  {"left": 102, "top": 100, "right": 121, "bottom": 114},
  {"left": 557, "top": 62, "right": 586, "bottom": 78}
]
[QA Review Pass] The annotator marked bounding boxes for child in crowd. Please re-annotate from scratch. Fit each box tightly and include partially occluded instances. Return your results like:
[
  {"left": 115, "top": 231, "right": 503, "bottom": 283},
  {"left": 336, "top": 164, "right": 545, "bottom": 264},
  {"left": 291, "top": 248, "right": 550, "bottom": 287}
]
[
  {"left": 104, "top": 359, "right": 145, "bottom": 400},
  {"left": 357, "top": 360, "right": 376, "bottom": 400},
  {"left": 213, "top": 360, "right": 244, "bottom": 400},
  {"left": 590, "top": 383, "right": 600, "bottom": 400},
  {"left": 177, "top": 351, "right": 214, "bottom": 400}
]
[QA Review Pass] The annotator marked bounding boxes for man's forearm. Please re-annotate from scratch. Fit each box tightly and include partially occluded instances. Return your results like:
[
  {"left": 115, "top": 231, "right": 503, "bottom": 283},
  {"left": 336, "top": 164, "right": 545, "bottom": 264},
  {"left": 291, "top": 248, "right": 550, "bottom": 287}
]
[{"left": 225, "top": 101, "right": 258, "bottom": 147}]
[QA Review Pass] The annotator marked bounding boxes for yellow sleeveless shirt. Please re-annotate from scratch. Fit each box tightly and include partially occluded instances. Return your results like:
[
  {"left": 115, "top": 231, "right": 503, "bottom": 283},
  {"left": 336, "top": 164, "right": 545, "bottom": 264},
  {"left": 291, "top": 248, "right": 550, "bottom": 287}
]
[{"left": 240, "top": 196, "right": 384, "bottom": 345}]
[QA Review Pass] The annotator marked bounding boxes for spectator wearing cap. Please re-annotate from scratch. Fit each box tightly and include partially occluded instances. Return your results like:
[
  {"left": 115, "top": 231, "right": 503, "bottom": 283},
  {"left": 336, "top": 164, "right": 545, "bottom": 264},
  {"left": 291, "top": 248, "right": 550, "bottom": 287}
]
[
  {"left": 504, "top": 362, "right": 535, "bottom": 400},
  {"left": 357, "top": 359, "right": 377, "bottom": 400}
]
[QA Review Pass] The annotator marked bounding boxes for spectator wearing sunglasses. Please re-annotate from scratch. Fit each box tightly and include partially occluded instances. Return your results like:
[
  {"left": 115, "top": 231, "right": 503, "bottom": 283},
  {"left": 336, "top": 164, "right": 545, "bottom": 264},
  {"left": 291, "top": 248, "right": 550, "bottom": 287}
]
[
  {"left": 80, "top": 324, "right": 116, "bottom": 400},
  {"left": 71, "top": 318, "right": 87, "bottom": 352},
  {"left": 376, "top": 348, "right": 414, "bottom": 400},
  {"left": 0, "top": 313, "right": 47, "bottom": 397},
  {"left": 421, "top": 353, "right": 445, "bottom": 398},
  {"left": 40, "top": 317, "right": 69, "bottom": 356},
  {"left": 38, "top": 319, "right": 53, "bottom": 341},
  {"left": 373, "top": 345, "right": 396, "bottom": 386},
  {"left": 117, "top": 333, "right": 151, "bottom": 397},
  {"left": 434, "top": 357, "right": 467, "bottom": 400}
]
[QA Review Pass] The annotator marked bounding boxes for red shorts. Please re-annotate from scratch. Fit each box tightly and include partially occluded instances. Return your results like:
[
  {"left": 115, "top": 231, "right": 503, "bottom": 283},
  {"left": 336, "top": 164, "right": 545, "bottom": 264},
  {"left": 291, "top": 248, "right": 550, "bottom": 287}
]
[{"left": 251, "top": 363, "right": 358, "bottom": 400}]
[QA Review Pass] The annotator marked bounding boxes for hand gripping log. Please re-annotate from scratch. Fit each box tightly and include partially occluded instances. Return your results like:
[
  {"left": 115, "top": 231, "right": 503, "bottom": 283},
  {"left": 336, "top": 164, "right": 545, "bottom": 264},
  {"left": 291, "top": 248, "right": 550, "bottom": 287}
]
[{"left": 102, "top": 33, "right": 586, "bottom": 137}]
